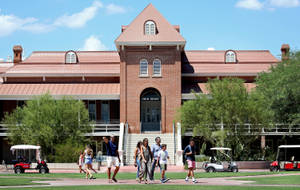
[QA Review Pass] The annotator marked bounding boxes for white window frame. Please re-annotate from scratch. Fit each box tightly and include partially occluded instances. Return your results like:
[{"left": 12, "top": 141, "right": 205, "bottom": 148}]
[
  {"left": 65, "top": 51, "right": 77, "bottom": 64},
  {"left": 153, "top": 59, "right": 161, "bottom": 76},
  {"left": 145, "top": 20, "right": 156, "bottom": 35},
  {"left": 139, "top": 59, "right": 148, "bottom": 76},
  {"left": 225, "top": 51, "right": 236, "bottom": 63}
]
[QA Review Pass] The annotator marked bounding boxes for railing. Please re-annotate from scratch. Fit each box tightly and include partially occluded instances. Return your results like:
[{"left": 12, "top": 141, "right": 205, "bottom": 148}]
[
  {"left": 184, "top": 124, "right": 300, "bottom": 136},
  {"left": 0, "top": 122, "right": 121, "bottom": 136}
]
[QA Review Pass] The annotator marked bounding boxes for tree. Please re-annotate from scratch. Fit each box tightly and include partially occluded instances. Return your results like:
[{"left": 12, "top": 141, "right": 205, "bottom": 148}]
[
  {"left": 178, "top": 78, "right": 272, "bottom": 160},
  {"left": 4, "top": 94, "right": 91, "bottom": 161},
  {"left": 256, "top": 51, "right": 300, "bottom": 125}
]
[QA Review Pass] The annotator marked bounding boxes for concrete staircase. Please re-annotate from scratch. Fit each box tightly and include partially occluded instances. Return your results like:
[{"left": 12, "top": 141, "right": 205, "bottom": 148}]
[{"left": 124, "top": 133, "right": 177, "bottom": 165}]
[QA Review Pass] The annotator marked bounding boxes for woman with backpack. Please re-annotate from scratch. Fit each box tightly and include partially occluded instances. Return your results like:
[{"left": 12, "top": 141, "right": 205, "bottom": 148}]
[{"left": 139, "top": 138, "right": 153, "bottom": 184}]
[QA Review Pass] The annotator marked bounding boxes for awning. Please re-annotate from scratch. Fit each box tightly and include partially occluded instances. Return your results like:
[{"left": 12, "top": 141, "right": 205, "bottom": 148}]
[{"left": 0, "top": 83, "right": 120, "bottom": 100}]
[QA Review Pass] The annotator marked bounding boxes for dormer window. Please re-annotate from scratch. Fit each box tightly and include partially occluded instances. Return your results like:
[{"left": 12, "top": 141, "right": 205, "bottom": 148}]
[
  {"left": 65, "top": 51, "right": 77, "bottom": 64},
  {"left": 145, "top": 20, "right": 156, "bottom": 35},
  {"left": 225, "top": 50, "right": 236, "bottom": 63}
]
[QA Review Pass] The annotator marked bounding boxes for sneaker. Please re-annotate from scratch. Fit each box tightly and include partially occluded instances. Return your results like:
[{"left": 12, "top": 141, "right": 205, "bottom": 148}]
[
  {"left": 193, "top": 180, "right": 198, "bottom": 184},
  {"left": 112, "top": 178, "right": 118, "bottom": 183},
  {"left": 90, "top": 176, "right": 96, "bottom": 180},
  {"left": 185, "top": 178, "right": 189, "bottom": 182}
]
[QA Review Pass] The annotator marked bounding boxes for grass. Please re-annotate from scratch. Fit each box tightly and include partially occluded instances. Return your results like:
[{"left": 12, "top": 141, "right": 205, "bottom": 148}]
[
  {"left": 236, "top": 175, "right": 300, "bottom": 185},
  {"left": 0, "top": 185, "right": 299, "bottom": 190},
  {"left": 0, "top": 178, "right": 49, "bottom": 186},
  {"left": 0, "top": 171, "right": 290, "bottom": 180}
]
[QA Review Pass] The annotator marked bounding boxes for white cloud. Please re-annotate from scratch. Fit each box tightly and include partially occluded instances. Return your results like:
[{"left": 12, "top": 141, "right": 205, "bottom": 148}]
[
  {"left": 106, "top": 4, "right": 127, "bottom": 14},
  {"left": 81, "top": 35, "right": 107, "bottom": 51},
  {"left": 0, "top": 1, "right": 127, "bottom": 37},
  {"left": 207, "top": 47, "right": 215, "bottom": 51},
  {"left": 54, "top": 1, "right": 103, "bottom": 28},
  {"left": 268, "top": 0, "right": 299, "bottom": 7},
  {"left": 236, "top": 0, "right": 264, "bottom": 10}
]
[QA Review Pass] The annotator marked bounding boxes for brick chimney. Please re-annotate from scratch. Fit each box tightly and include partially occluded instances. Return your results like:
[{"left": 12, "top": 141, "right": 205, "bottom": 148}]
[
  {"left": 281, "top": 44, "right": 290, "bottom": 61},
  {"left": 13, "top": 45, "right": 23, "bottom": 64}
]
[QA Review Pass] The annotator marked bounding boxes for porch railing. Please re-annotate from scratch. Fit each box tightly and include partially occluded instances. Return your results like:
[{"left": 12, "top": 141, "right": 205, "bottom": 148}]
[{"left": 184, "top": 124, "right": 300, "bottom": 136}]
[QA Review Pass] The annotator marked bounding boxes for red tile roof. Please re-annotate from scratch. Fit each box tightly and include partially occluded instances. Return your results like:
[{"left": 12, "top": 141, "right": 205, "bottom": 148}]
[
  {"left": 4, "top": 64, "right": 120, "bottom": 76},
  {"left": 23, "top": 51, "right": 120, "bottom": 64},
  {"left": 183, "top": 50, "right": 279, "bottom": 63},
  {"left": 182, "top": 63, "right": 273, "bottom": 76},
  {"left": 115, "top": 3, "right": 185, "bottom": 45},
  {"left": 182, "top": 83, "right": 256, "bottom": 94},
  {"left": 0, "top": 83, "right": 120, "bottom": 98}
]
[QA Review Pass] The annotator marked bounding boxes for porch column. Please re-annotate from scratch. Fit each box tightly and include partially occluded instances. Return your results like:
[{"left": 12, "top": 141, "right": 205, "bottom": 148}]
[
  {"left": 176, "top": 122, "right": 183, "bottom": 166},
  {"left": 118, "top": 122, "right": 125, "bottom": 166}
]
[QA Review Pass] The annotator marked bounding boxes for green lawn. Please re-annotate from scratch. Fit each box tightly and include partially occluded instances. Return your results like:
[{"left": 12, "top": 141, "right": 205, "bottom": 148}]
[
  {"left": 0, "top": 171, "right": 290, "bottom": 180},
  {"left": 0, "top": 185, "right": 299, "bottom": 190},
  {"left": 0, "top": 178, "right": 49, "bottom": 186},
  {"left": 236, "top": 175, "right": 300, "bottom": 185}
]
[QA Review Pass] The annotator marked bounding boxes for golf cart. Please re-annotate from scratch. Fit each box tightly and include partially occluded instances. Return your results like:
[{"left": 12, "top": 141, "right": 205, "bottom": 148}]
[
  {"left": 270, "top": 145, "right": 300, "bottom": 172},
  {"left": 10, "top": 145, "right": 49, "bottom": 174},
  {"left": 203, "top": 147, "right": 238, "bottom": 173}
]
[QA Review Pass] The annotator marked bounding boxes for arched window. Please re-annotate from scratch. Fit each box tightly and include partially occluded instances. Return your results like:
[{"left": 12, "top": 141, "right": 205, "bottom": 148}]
[
  {"left": 145, "top": 20, "right": 156, "bottom": 35},
  {"left": 225, "top": 50, "right": 236, "bottom": 63},
  {"left": 65, "top": 51, "right": 77, "bottom": 64},
  {"left": 153, "top": 59, "right": 161, "bottom": 76},
  {"left": 140, "top": 59, "right": 148, "bottom": 76}
]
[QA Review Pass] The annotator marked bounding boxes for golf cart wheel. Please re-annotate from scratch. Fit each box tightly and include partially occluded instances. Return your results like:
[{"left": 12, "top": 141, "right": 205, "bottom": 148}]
[
  {"left": 14, "top": 167, "right": 23, "bottom": 174},
  {"left": 39, "top": 167, "right": 46, "bottom": 174},
  {"left": 206, "top": 167, "right": 216, "bottom": 173},
  {"left": 270, "top": 166, "right": 279, "bottom": 172},
  {"left": 231, "top": 167, "right": 238, "bottom": 173}
]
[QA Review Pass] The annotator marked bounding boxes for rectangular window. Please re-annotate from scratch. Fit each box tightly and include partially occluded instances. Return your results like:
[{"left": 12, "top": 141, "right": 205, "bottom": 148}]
[
  {"left": 88, "top": 100, "right": 96, "bottom": 121},
  {"left": 101, "top": 101, "right": 110, "bottom": 123}
]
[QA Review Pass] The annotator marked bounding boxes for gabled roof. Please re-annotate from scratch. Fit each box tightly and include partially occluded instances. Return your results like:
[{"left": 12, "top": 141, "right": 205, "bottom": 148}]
[{"left": 115, "top": 3, "right": 185, "bottom": 46}]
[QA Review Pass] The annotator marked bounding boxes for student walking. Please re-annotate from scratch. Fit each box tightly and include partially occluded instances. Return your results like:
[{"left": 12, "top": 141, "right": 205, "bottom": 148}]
[
  {"left": 184, "top": 139, "right": 198, "bottom": 184},
  {"left": 134, "top": 141, "right": 142, "bottom": 181},
  {"left": 139, "top": 138, "right": 153, "bottom": 184},
  {"left": 103, "top": 135, "right": 121, "bottom": 183},
  {"left": 157, "top": 144, "right": 170, "bottom": 183},
  {"left": 150, "top": 137, "right": 162, "bottom": 181},
  {"left": 84, "top": 146, "right": 96, "bottom": 180},
  {"left": 78, "top": 151, "right": 85, "bottom": 174}
]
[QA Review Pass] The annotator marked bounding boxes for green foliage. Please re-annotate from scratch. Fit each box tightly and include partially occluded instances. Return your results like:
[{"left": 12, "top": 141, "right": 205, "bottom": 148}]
[
  {"left": 4, "top": 94, "right": 91, "bottom": 162},
  {"left": 179, "top": 78, "right": 272, "bottom": 160},
  {"left": 52, "top": 140, "right": 85, "bottom": 163},
  {"left": 256, "top": 51, "right": 300, "bottom": 125}
]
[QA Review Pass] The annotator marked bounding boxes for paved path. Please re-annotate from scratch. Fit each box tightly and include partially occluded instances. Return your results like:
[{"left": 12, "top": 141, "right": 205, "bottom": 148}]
[{"left": 1, "top": 173, "right": 300, "bottom": 188}]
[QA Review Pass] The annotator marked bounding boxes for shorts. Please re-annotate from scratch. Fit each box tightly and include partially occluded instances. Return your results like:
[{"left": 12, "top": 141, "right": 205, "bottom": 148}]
[
  {"left": 187, "top": 160, "right": 196, "bottom": 169},
  {"left": 85, "top": 158, "right": 92, "bottom": 165},
  {"left": 161, "top": 163, "right": 167, "bottom": 171},
  {"left": 107, "top": 156, "right": 120, "bottom": 168}
]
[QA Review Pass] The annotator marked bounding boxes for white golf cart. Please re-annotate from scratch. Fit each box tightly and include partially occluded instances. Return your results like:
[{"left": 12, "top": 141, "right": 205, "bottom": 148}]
[
  {"left": 203, "top": 147, "right": 238, "bottom": 173},
  {"left": 10, "top": 144, "right": 49, "bottom": 174},
  {"left": 270, "top": 145, "right": 300, "bottom": 171}
]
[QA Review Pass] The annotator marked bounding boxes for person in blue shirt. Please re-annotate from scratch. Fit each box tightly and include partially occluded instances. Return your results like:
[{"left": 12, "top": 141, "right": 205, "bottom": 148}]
[
  {"left": 150, "top": 137, "right": 162, "bottom": 181},
  {"left": 103, "top": 135, "right": 121, "bottom": 183},
  {"left": 183, "top": 139, "right": 198, "bottom": 184}
]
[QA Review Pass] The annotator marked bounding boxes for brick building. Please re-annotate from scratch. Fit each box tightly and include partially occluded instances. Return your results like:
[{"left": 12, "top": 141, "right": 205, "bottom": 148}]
[{"left": 0, "top": 4, "right": 288, "bottom": 165}]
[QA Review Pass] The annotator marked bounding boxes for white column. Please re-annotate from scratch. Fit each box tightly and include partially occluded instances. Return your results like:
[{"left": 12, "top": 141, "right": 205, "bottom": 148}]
[
  {"left": 176, "top": 122, "right": 183, "bottom": 166},
  {"left": 118, "top": 122, "right": 124, "bottom": 166}
]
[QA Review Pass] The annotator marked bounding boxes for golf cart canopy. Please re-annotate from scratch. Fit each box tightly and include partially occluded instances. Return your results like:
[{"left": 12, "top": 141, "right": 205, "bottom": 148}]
[
  {"left": 278, "top": 145, "right": 300, "bottom": 149},
  {"left": 10, "top": 145, "right": 41, "bottom": 151},
  {"left": 210, "top": 147, "right": 232, "bottom": 151}
]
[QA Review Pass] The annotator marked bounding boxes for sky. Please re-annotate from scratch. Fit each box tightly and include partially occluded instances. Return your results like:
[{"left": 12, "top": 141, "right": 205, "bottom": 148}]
[{"left": 0, "top": 0, "right": 300, "bottom": 61}]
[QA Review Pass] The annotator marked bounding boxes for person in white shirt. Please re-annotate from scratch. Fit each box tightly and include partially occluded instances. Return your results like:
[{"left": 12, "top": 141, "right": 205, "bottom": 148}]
[{"left": 156, "top": 144, "right": 170, "bottom": 183}]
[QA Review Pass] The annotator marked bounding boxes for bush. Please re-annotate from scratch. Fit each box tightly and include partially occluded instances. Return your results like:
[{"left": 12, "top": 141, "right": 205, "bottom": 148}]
[{"left": 53, "top": 140, "right": 85, "bottom": 163}]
